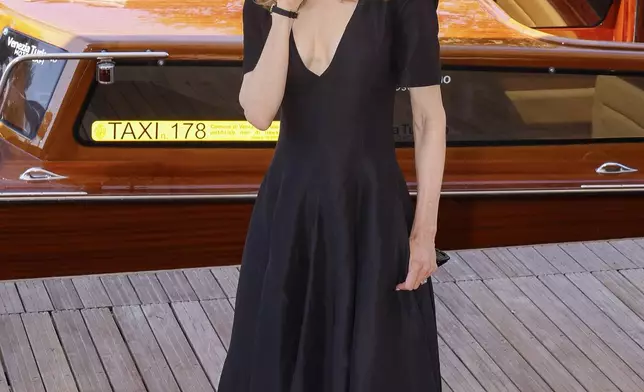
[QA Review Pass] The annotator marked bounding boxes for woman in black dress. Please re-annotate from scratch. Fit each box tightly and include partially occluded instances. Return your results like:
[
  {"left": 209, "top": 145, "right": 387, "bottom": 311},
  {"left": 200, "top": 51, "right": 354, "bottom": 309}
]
[{"left": 219, "top": 0, "right": 446, "bottom": 388}]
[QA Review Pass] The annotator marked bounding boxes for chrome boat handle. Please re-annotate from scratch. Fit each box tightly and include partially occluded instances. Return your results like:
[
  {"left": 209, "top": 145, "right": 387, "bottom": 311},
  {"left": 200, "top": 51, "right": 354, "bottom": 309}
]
[
  {"left": 596, "top": 162, "right": 638, "bottom": 174},
  {"left": 19, "top": 167, "right": 67, "bottom": 181}
]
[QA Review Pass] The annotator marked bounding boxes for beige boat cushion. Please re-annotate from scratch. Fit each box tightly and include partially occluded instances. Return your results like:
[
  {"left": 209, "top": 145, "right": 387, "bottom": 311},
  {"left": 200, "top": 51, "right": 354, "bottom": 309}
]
[
  {"left": 504, "top": 87, "right": 595, "bottom": 125},
  {"left": 501, "top": 75, "right": 644, "bottom": 139},
  {"left": 592, "top": 76, "right": 644, "bottom": 138}
]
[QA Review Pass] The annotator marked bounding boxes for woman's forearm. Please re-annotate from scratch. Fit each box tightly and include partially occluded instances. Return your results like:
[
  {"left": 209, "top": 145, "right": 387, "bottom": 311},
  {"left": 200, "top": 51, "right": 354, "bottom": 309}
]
[
  {"left": 239, "top": 11, "right": 294, "bottom": 130},
  {"left": 410, "top": 113, "right": 446, "bottom": 242}
]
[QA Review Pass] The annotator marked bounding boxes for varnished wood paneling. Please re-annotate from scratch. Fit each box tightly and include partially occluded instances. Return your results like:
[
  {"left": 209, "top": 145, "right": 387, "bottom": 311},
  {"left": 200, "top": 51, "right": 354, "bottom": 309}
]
[
  {"left": 0, "top": 202, "right": 252, "bottom": 280},
  {"left": 436, "top": 193, "right": 644, "bottom": 250},
  {"left": 2, "top": 194, "right": 644, "bottom": 280},
  {"left": 613, "top": 0, "right": 638, "bottom": 41}
]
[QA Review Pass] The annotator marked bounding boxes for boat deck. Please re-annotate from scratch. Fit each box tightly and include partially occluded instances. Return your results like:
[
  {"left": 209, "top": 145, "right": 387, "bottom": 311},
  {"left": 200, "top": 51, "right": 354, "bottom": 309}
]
[{"left": 1, "top": 239, "right": 644, "bottom": 392}]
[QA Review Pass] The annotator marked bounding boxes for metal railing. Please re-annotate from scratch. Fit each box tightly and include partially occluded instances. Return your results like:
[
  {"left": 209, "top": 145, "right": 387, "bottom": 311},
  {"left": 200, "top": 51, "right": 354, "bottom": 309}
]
[{"left": 0, "top": 50, "right": 169, "bottom": 113}]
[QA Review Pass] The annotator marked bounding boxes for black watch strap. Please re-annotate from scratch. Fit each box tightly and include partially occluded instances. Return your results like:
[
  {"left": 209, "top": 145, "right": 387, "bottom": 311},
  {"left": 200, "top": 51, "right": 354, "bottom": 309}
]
[{"left": 270, "top": 4, "right": 298, "bottom": 18}]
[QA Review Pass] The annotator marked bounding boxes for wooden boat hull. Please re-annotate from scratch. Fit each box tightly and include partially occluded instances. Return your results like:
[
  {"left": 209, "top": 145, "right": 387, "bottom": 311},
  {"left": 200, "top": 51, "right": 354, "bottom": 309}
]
[
  {"left": 3, "top": 0, "right": 644, "bottom": 281},
  {"left": 3, "top": 191, "right": 644, "bottom": 280}
]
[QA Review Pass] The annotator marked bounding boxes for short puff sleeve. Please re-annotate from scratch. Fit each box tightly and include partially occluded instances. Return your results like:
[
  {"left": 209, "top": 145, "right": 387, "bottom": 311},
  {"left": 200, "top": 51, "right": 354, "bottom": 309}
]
[
  {"left": 242, "top": 0, "right": 271, "bottom": 74},
  {"left": 393, "top": 0, "right": 442, "bottom": 87}
]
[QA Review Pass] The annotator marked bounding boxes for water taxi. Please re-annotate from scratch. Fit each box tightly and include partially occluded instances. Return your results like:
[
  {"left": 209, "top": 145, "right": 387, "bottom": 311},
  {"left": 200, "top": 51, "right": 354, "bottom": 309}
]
[{"left": 1, "top": 0, "right": 643, "bottom": 279}]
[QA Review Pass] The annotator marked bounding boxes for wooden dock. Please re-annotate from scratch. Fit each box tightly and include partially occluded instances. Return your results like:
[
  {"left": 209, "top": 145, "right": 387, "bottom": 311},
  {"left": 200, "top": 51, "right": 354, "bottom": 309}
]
[{"left": 1, "top": 239, "right": 644, "bottom": 392}]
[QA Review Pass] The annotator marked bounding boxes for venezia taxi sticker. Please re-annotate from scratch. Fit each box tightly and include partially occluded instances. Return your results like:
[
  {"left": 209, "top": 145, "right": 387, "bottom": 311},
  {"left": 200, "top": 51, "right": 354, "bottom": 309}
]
[{"left": 91, "top": 121, "right": 280, "bottom": 142}]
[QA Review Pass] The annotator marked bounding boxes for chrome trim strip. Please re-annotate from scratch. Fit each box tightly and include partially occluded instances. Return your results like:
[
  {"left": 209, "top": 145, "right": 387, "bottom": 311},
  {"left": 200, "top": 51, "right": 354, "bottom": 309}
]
[
  {"left": 0, "top": 192, "right": 87, "bottom": 196},
  {"left": 0, "top": 192, "right": 87, "bottom": 203},
  {"left": 580, "top": 184, "right": 644, "bottom": 188},
  {"left": 2, "top": 186, "right": 644, "bottom": 203}
]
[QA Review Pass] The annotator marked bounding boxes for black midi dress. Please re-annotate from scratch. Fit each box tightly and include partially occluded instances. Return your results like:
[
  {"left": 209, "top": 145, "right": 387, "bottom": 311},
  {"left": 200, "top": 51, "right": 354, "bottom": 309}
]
[{"left": 218, "top": 0, "right": 443, "bottom": 390}]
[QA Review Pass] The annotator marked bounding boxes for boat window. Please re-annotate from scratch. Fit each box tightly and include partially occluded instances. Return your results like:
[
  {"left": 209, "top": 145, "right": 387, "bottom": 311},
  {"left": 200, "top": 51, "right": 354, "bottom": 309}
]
[
  {"left": 403, "top": 68, "right": 644, "bottom": 146},
  {"left": 493, "top": 0, "right": 613, "bottom": 28},
  {"left": 75, "top": 63, "right": 644, "bottom": 148},
  {"left": 0, "top": 27, "right": 67, "bottom": 139}
]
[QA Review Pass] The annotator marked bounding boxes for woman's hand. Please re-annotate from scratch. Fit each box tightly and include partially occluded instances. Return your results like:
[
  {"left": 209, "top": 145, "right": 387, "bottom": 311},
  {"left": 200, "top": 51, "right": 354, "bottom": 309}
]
[{"left": 396, "top": 235, "right": 438, "bottom": 291}]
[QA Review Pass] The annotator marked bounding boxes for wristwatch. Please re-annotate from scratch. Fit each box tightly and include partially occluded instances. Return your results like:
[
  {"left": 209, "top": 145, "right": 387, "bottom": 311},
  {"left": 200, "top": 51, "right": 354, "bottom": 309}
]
[{"left": 269, "top": 3, "right": 299, "bottom": 18}]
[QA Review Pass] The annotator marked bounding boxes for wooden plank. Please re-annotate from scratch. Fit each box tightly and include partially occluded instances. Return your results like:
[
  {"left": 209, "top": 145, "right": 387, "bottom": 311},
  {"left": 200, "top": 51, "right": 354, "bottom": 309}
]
[
  {"left": 72, "top": 276, "right": 112, "bottom": 308},
  {"left": 434, "top": 293, "right": 521, "bottom": 392},
  {"left": 622, "top": 269, "right": 644, "bottom": 295},
  {"left": 44, "top": 279, "right": 83, "bottom": 310},
  {"left": 442, "top": 380, "right": 453, "bottom": 392},
  {"left": 16, "top": 280, "right": 53, "bottom": 312},
  {"left": 22, "top": 312, "right": 79, "bottom": 392},
  {"left": 629, "top": 238, "right": 644, "bottom": 259},
  {"left": 228, "top": 297, "right": 235, "bottom": 309},
  {"left": 0, "top": 332, "right": 11, "bottom": 392},
  {"left": 435, "top": 282, "right": 551, "bottom": 392},
  {"left": 156, "top": 271, "right": 198, "bottom": 302},
  {"left": 540, "top": 273, "right": 644, "bottom": 376},
  {"left": 514, "top": 276, "right": 644, "bottom": 392},
  {"left": 566, "top": 272, "right": 644, "bottom": 352},
  {"left": 485, "top": 278, "right": 618, "bottom": 392},
  {"left": 0, "top": 282, "right": 23, "bottom": 314},
  {"left": 128, "top": 273, "right": 169, "bottom": 304},
  {"left": 82, "top": 308, "right": 147, "bottom": 392},
  {"left": 431, "top": 264, "right": 455, "bottom": 283},
  {"left": 100, "top": 275, "right": 140, "bottom": 306},
  {"left": 583, "top": 241, "right": 639, "bottom": 270},
  {"left": 559, "top": 243, "right": 609, "bottom": 272},
  {"left": 481, "top": 248, "right": 533, "bottom": 277},
  {"left": 0, "top": 372, "right": 7, "bottom": 392},
  {"left": 608, "top": 239, "right": 644, "bottom": 268},
  {"left": 593, "top": 270, "right": 644, "bottom": 331},
  {"left": 533, "top": 244, "right": 585, "bottom": 274},
  {"left": 436, "top": 333, "right": 486, "bottom": 392},
  {"left": 456, "top": 250, "right": 505, "bottom": 280},
  {"left": 172, "top": 301, "right": 228, "bottom": 387},
  {"left": 142, "top": 303, "right": 215, "bottom": 392},
  {"left": 507, "top": 246, "right": 560, "bottom": 276},
  {"left": 440, "top": 251, "right": 480, "bottom": 281},
  {"left": 52, "top": 311, "right": 112, "bottom": 392},
  {"left": 0, "top": 314, "right": 45, "bottom": 392},
  {"left": 183, "top": 269, "right": 226, "bottom": 300},
  {"left": 458, "top": 279, "right": 586, "bottom": 392},
  {"left": 201, "top": 299, "right": 234, "bottom": 350},
  {"left": 211, "top": 267, "right": 240, "bottom": 298},
  {"left": 113, "top": 306, "right": 181, "bottom": 392}
]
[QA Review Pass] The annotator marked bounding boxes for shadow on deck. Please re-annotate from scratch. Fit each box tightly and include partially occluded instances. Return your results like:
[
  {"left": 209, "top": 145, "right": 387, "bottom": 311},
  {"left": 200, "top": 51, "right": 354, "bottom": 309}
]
[{"left": 1, "top": 239, "right": 644, "bottom": 392}]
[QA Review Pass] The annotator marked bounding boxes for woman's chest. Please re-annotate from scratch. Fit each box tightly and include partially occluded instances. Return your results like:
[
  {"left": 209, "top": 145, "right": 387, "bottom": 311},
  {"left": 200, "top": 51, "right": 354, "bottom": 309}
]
[{"left": 287, "top": 1, "right": 396, "bottom": 85}]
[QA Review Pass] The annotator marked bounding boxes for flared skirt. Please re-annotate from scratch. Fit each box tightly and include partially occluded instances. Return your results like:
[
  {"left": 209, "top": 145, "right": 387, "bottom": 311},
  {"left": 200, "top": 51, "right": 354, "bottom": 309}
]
[{"left": 218, "top": 166, "right": 442, "bottom": 392}]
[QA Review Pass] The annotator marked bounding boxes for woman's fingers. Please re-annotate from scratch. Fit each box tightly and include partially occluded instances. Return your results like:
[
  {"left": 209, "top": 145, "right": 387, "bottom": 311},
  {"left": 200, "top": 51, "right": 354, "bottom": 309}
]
[
  {"left": 396, "top": 261, "right": 435, "bottom": 291},
  {"left": 396, "top": 263, "right": 422, "bottom": 291}
]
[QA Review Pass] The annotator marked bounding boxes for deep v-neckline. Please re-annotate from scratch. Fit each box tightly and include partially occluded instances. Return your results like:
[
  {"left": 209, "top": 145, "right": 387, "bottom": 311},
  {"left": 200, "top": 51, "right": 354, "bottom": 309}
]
[{"left": 291, "top": 0, "right": 361, "bottom": 78}]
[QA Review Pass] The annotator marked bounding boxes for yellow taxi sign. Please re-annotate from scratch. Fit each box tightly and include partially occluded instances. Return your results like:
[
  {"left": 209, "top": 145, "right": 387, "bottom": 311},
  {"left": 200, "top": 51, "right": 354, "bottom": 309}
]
[{"left": 91, "top": 120, "right": 280, "bottom": 142}]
